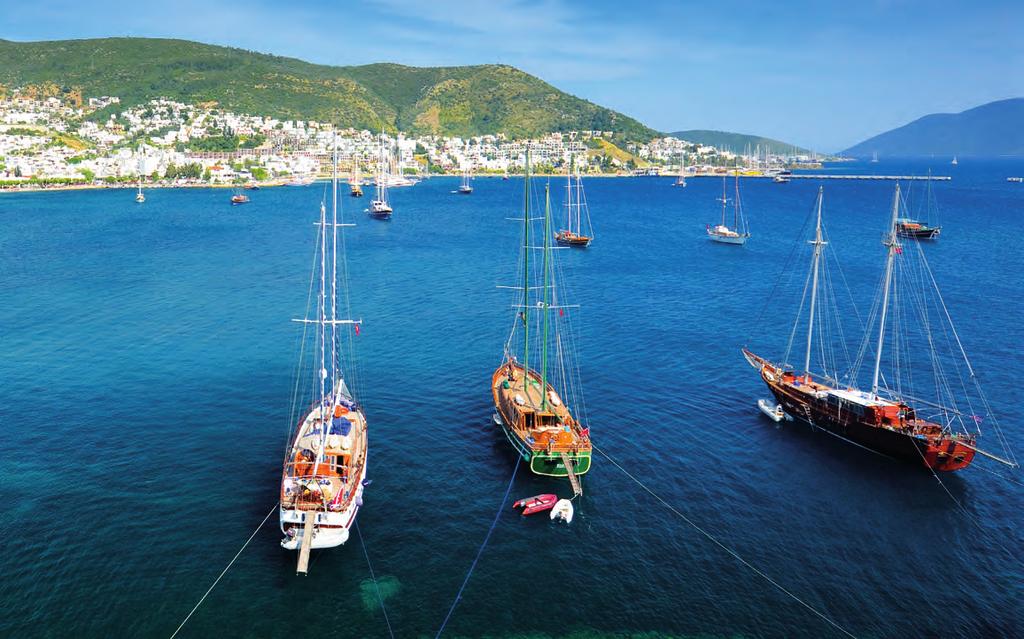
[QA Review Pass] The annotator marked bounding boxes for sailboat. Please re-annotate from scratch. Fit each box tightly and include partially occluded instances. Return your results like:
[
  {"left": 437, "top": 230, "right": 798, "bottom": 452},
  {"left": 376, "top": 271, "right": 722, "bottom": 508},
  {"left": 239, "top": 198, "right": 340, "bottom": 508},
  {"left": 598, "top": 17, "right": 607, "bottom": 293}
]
[
  {"left": 673, "top": 152, "right": 687, "bottom": 187},
  {"left": 135, "top": 152, "right": 145, "bottom": 203},
  {"left": 280, "top": 135, "right": 368, "bottom": 569},
  {"left": 706, "top": 171, "right": 750, "bottom": 245},
  {"left": 555, "top": 156, "right": 594, "bottom": 247},
  {"left": 350, "top": 165, "right": 364, "bottom": 197},
  {"left": 492, "top": 148, "right": 593, "bottom": 478},
  {"left": 368, "top": 133, "right": 393, "bottom": 219},
  {"left": 458, "top": 167, "right": 473, "bottom": 194},
  {"left": 951, "top": 156, "right": 958, "bottom": 165},
  {"left": 230, "top": 189, "right": 249, "bottom": 205},
  {"left": 871, "top": 151, "right": 879, "bottom": 163},
  {"left": 743, "top": 185, "right": 1016, "bottom": 472},
  {"left": 896, "top": 171, "right": 942, "bottom": 239}
]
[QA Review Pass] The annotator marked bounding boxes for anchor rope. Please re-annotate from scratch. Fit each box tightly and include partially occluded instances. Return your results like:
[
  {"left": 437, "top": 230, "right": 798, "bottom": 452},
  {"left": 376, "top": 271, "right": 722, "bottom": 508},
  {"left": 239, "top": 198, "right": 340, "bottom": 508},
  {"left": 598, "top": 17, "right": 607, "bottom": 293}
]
[
  {"left": 435, "top": 460, "right": 520, "bottom": 638},
  {"left": 593, "top": 445, "right": 857, "bottom": 639},
  {"left": 169, "top": 502, "right": 278, "bottom": 639},
  {"left": 354, "top": 521, "right": 396, "bottom": 639}
]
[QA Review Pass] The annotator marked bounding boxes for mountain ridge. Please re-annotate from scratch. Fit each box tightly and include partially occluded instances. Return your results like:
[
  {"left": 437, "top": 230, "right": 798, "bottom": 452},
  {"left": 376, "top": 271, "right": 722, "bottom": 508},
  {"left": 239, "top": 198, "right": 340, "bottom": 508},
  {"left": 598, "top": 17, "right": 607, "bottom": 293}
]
[
  {"left": 670, "top": 129, "right": 811, "bottom": 155},
  {"left": 842, "top": 98, "right": 1024, "bottom": 157},
  {"left": 0, "top": 37, "right": 660, "bottom": 141}
]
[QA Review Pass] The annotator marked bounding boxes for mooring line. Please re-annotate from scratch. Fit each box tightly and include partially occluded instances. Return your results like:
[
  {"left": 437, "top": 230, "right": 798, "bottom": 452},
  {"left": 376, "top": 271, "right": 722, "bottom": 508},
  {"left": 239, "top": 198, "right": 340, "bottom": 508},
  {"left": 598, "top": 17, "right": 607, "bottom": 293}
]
[
  {"left": 355, "top": 520, "right": 396, "bottom": 639},
  {"left": 169, "top": 503, "right": 278, "bottom": 639},
  {"left": 435, "top": 460, "right": 520, "bottom": 638},
  {"left": 594, "top": 445, "right": 857, "bottom": 639}
]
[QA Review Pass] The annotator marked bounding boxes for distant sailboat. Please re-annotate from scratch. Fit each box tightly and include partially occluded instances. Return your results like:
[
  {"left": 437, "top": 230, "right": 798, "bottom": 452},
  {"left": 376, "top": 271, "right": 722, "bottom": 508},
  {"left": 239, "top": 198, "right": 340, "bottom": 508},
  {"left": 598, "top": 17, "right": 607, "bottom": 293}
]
[
  {"left": 896, "top": 171, "right": 942, "bottom": 239},
  {"left": 871, "top": 151, "right": 879, "bottom": 163},
  {"left": 368, "top": 133, "right": 393, "bottom": 219},
  {"left": 280, "top": 134, "right": 368, "bottom": 570},
  {"left": 951, "top": 156, "right": 958, "bottom": 165},
  {"left": 555, "top": 155, "right": 594, "bottom": 247},
  {"left": 135, "top": 151, "right": 145, "bottom": 203},
  {"left": 350, "top": 165, "right": 364, "bottom": 197},
  {"left": 458, "top": 167, "right": 473, "bottom": 194},
  {"left": 673, "top": 152, "right": 687, "bottom": 187},
  {"left": 706, "top": 171, "right": 750, "bottom": 245},
  {"left": 230, "top": 190, "right": 249, "bottom": 205}
]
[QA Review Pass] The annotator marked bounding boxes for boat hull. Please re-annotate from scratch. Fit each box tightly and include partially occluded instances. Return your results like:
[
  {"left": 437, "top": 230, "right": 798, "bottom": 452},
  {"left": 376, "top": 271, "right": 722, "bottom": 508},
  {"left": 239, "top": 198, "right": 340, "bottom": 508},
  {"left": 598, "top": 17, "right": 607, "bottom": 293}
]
[
  {"left": 897, "top": 227, "right": 941, "bottom": 239},
  {"left": 708, "top": 232, "right": 747, "bottom": 245},
  {"left": 494, "top": 410, "right": 593, "bottom": 477},
  {"left": 555, "top": 232, "right": 592, "bottom": 247}
]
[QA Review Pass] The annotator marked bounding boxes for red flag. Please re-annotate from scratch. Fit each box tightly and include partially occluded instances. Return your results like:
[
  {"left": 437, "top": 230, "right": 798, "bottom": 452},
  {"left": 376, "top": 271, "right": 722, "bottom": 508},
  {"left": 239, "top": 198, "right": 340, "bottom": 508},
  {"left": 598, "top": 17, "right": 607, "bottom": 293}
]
[
  {"left": 895, "top": 246, "right": 903, "bottom": 254},
  {"left": 559, "top": 308, "right": 565, "bottom": 317},
  {"left": 354, "top": 324, "right": 361, "bottom": 335}
]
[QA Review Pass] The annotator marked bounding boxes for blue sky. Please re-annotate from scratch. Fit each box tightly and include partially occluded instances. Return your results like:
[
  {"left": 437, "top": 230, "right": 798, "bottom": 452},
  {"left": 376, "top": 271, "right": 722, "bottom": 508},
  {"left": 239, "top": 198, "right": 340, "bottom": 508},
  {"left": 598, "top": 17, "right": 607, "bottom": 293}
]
[{"left": 4, "top": 0, "right": 1023, "bottom": 150}]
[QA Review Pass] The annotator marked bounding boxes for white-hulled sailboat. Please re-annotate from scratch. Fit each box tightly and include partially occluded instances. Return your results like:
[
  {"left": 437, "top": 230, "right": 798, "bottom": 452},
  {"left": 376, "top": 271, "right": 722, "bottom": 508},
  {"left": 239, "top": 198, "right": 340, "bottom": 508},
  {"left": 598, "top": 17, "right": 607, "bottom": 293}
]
[
  {"left": 673, "top": 152, "right": 687, "bottom": 187},
  {"left": 135, "top": 151, "right": 145, "bottom": 203},
  {"left": 706, "top": 170, "right": 750, "bottom": 245},
  {"left": 280, "top": 135, "right": 368, "bottom": 573},
  {"left": 458, "top": 167, "right": 473, "bottom": 194},
  {"left": 369, "top": 133, "right": 393, "bottom": 219}
]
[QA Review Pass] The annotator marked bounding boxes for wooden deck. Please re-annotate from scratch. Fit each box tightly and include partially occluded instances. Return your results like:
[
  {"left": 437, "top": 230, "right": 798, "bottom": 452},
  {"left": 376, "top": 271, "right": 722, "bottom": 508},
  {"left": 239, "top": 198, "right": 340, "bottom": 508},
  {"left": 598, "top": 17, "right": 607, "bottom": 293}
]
[{"left": 492, "top": 362, "right": 590, "bottom": 454}]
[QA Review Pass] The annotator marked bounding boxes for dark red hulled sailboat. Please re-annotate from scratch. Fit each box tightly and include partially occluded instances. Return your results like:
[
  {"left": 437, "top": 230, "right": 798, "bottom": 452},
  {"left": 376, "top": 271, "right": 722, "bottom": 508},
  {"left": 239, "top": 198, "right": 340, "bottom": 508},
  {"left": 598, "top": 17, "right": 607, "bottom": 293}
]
[{"left": 743, "top": 185, "right": 1016, "bottom": 473}]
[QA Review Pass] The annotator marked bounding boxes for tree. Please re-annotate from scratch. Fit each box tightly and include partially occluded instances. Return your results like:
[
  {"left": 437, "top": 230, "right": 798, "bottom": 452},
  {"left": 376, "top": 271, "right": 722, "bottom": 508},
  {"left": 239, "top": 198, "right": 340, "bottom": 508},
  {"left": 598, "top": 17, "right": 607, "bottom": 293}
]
[{"left": 78, "top": 168, "right": 95, "bottom": 182}]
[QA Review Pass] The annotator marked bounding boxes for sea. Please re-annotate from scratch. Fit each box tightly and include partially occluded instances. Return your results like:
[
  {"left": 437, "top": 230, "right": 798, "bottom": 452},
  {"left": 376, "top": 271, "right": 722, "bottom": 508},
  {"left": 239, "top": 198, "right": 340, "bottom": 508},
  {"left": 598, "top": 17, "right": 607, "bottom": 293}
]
[{"left": 1, "top": 158, "right": 1022, "bottom": 638}]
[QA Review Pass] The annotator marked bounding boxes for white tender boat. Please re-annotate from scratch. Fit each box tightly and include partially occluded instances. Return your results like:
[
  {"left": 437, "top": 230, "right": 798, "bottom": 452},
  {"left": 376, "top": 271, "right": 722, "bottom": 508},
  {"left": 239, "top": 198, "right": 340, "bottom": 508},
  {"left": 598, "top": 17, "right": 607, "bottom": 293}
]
[
  {"left": 550, "top": 499, "right": 574, "bottom": 524},
  {"left": 757, "top": 398, "right": 790, "bottom": 423}
]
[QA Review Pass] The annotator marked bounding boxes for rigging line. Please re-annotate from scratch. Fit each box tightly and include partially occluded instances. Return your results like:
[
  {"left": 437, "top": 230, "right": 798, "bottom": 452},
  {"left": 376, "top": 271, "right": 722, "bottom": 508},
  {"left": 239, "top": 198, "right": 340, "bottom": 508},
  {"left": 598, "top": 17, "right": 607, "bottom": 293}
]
[
  {"left": 354, "top": 521, "right": 396, "bottom": 639},
  {"left": 592, "top": 445, "right": 858, "bottom": 639},
  {"left": 435, "top": 460, "right": 521, "bottom": 639},
  {"left": 169, "top": 503, "right": 278, "bottom": 639},
  {"left": 970, "top": 462, "right": 1024, "bottom": 489}
]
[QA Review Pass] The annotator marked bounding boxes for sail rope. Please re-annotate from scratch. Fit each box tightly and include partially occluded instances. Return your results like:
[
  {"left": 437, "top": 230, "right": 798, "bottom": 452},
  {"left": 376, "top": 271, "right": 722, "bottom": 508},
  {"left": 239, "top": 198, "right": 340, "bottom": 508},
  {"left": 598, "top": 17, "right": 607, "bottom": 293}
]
[
  {"left": 592, "top": 445, "right": 858, "bottom": 639},
  {"left": 168, "top": 503, "right": 278, "bottom": 639},
  {"left": 354, "top": 521, "right": 396, "bottom": 639},
  {"left": 435, "top": 460, "right": 520, "bottom": 638}
]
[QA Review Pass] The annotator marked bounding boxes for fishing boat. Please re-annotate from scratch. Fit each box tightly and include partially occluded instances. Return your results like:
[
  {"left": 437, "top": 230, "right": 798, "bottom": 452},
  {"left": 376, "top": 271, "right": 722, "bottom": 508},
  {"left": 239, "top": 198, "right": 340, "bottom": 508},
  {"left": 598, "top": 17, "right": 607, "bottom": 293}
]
[
  {"left": 513, "top": 493, "right": 557, "bottom": 516},
  {"left": 280, "top": 136, "right": 368, "bottom": 569},
  {"left": 896, "top": 172, "right": 942, "bottom": 239},
  {"left": 368, "top": 134, "right": 393, "bottom": 219},
  {"left": 458, "top": 168, "right": 473, "bottom": 194},
  {"left": 742, "top": 185, "right": 1017, "bottom": 472},
  {"left": 555, "top": 157, "right": 594, "bottom": 247},
  {"left": 706, "top": 171, "right": 750, "bottom": 245},
  {"left": 230, "top": 192, "right": 249, "bottom": 205},
  {"left": 492, "top": 149, "right": 593, "bottom": 479},
  {"left": 673, "top": 152, "right": 687, "bottom": 187}
]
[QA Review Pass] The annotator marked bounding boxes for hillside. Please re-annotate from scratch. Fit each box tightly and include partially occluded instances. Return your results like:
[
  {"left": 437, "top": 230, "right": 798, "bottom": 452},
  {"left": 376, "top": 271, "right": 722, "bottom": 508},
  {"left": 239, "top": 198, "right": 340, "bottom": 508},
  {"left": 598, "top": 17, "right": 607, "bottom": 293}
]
[
  {"left": 670, "top": 129, "right": 810, "bottom": 155},
  {"left": 842, "top": 98, "right": 1024, "bottom": 157},
  {"left": 0, "top": 37, "right": 659, "bottom": 141}
]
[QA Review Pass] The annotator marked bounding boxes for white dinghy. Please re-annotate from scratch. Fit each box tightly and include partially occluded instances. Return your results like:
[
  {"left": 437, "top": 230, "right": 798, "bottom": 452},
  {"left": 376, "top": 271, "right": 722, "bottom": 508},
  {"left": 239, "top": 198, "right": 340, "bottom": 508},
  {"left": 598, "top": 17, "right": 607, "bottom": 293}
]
[
  {"left": 550, "top": 499, "right": 574, "bottom": 524},
  {"left": 757, "top": 399, "right": 790, "bottom": 423}
]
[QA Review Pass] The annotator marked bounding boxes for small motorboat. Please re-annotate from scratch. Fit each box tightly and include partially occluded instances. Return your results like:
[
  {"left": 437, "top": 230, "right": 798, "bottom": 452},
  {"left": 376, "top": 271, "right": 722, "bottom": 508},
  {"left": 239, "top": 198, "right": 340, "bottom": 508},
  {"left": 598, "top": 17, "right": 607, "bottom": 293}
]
[
  {"left": 513, "top": 493, "right": 557, "bottom": 516},
  {"left": 550, "top": 499, "right": 574, "bottom": 524},
  {"left": 231, "top": 193, "right": 250, "bottom": 205},
  {"left": 757, "top": 398, "right": 790, "bottom": 423},
  {"left": 773, "top": 175, "right": 790, "bottom": 183}
]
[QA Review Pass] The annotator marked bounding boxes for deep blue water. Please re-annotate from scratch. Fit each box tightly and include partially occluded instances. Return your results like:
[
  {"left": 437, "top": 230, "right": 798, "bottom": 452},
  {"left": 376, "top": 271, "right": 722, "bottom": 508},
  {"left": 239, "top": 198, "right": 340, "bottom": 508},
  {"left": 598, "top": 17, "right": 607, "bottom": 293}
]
[{"left": 1, "top": 158, "right": 1022, "bottom": 638}]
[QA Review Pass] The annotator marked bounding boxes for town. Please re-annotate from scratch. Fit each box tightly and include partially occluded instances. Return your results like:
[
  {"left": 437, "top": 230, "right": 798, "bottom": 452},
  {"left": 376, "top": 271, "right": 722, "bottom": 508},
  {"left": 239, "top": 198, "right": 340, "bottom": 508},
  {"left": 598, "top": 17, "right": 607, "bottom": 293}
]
[{"left": 0, "top": 87, "right": 822, "bottom": 190}]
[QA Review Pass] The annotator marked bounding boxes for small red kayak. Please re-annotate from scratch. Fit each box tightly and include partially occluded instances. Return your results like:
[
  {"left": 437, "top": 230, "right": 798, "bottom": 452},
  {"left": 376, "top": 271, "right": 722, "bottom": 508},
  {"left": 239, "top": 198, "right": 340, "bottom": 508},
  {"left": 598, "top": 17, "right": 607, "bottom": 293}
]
[{"left": 513, "top": 494, "right": 558, "bottom": 516}]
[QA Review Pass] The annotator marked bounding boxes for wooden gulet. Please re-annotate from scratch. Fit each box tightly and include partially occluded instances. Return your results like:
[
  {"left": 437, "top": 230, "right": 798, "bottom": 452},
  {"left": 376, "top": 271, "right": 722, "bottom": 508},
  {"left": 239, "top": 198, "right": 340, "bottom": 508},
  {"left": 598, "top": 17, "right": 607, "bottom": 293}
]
[
  {"left": 743, "top": 186, "right": 1017, "bottom": 472},
  {"left": 555, "top": 154, "right": 594, "bottom": 247},
  {"left": 280, "top": 133, "right": 368, "bottom": 572},
  {"left": 493, "top": 148, "right": 592, "bottom": 479}
]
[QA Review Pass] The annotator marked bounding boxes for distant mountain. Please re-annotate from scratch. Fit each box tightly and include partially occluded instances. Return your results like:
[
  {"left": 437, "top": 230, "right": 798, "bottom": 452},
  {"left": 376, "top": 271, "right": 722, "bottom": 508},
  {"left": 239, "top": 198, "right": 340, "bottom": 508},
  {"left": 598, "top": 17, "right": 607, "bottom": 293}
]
[
  {"left": 842, "top": 98, "right": 1024, "bottom": 157},
  {"left": 0, "top": 37, "right": 659, "bottom": 141},
  {"left": 670, "top": 129, "right": 810, "bottom": 155}
]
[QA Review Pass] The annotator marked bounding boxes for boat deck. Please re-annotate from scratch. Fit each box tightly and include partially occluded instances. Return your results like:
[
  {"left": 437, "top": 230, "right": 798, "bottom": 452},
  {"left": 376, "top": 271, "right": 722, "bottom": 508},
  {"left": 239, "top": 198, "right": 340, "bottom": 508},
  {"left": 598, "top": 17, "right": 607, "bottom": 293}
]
[
  {"left": 282, "top": 400, "right": 367, "bottom": 513},
  {"left": 492, "top": 362, "right": 590, "bottom": 454}
]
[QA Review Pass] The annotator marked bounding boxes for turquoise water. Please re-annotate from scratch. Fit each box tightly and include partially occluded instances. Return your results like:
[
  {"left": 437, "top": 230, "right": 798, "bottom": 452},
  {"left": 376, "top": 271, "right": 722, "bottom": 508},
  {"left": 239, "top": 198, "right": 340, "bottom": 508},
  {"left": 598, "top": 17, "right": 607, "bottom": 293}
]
[{"left": 1, "top": 159, "right": 1022, "bottom": 638}]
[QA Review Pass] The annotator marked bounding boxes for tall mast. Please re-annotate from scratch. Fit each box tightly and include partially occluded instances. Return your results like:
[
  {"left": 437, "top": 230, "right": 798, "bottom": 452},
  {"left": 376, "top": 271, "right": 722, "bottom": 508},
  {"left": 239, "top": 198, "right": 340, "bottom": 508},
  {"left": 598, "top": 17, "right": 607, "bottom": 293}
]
[
  {"left": 872, "top": 183, "right": 902, "bottom": 397},
  {"left": 804, "top": 187, "right": 826, "bottom": 376},
  {"left": 734, "top": 169, "right": 740, "bottom": 230},
  {"left": 566, "top": 154, "right": 573, "bottom": 233},
  {"left": 318, "top": 199, "right": 327, "bottom": 407},
  {"left": 720, "top": 177, "right": 727, "bottom": 226},
  {"left": 540, "top": 183, "right": 551, "bottom": 410},
  {"left": 522, "top": 147, "right": 531, "bottom": 375},
  {"left": 330, "top": 131, "right": 339, "bottom": 388}
]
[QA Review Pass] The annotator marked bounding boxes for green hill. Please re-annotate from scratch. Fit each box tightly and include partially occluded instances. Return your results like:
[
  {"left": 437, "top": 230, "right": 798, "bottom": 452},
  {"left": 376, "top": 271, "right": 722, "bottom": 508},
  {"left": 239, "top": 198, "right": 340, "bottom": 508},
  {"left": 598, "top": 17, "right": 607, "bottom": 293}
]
[
  {"left": 670, "top": 129, "right": 810, "bottom": 155},
  {"left": 0, "top": 37, "right": 659, "bottom": 142}
]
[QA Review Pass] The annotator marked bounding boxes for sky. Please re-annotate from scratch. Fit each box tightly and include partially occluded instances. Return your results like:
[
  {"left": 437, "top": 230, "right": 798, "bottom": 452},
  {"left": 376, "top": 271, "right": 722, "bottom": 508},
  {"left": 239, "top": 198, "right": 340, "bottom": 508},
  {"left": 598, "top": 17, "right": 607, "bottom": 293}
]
[{"left": 4, "top": 0, "right": 1023, "bottom": 151}]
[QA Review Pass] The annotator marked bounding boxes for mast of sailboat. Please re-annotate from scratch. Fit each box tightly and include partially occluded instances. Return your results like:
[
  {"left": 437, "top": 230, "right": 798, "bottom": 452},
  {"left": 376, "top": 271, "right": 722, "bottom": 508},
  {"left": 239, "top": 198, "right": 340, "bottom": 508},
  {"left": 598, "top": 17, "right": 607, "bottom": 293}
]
[
  {"left": 522, "top": 147, "right": 531, "bottom": 377},
  {"left": 540, "top": 183, "right": 551, "bottom": 410},
  {"left": 804, "top": 187, "right": 826, "bottom": 376},
  {"left": 871, "top": 183, "right": 902, "bottom": 397},
  {"left": 734, "top": 169, "right": 740, "bottom": 230},
  {"left": 575, "top": 164, "right": 583, "bottom": 235},
  {"left": 331, "top": 131, "right": 339, "bottom": 386},
  {"left": 720, "top": 177, "right": 727, "bottom": 226},
  {"left": 565, "top": 154, "right": 574, "bottom": 234}
]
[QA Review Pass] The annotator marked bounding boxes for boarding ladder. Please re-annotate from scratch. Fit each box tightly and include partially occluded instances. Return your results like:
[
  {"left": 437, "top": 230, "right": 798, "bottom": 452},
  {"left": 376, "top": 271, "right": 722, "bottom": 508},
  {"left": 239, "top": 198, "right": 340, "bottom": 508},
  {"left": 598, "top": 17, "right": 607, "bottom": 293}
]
[
  {"left": 560, "top": 452, "right": 583, "bottom": 497},
  {"left": 296, "top": 513, "right": 315, "bottom": 575}
]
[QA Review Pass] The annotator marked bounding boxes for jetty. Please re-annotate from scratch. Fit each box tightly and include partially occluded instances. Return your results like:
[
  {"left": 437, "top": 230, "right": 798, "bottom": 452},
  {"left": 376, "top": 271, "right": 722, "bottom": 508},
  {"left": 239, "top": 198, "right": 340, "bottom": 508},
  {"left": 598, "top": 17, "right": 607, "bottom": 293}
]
[{"left": 785, "top": 174, "right": 950, "bottom": 181}]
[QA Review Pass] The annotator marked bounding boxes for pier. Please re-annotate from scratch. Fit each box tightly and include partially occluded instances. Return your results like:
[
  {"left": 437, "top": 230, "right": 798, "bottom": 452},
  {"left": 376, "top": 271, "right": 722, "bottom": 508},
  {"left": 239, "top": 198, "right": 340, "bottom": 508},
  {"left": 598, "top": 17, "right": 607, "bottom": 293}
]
[{"left": 784, "top": 174, "right": 951, "bottom": 181}]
